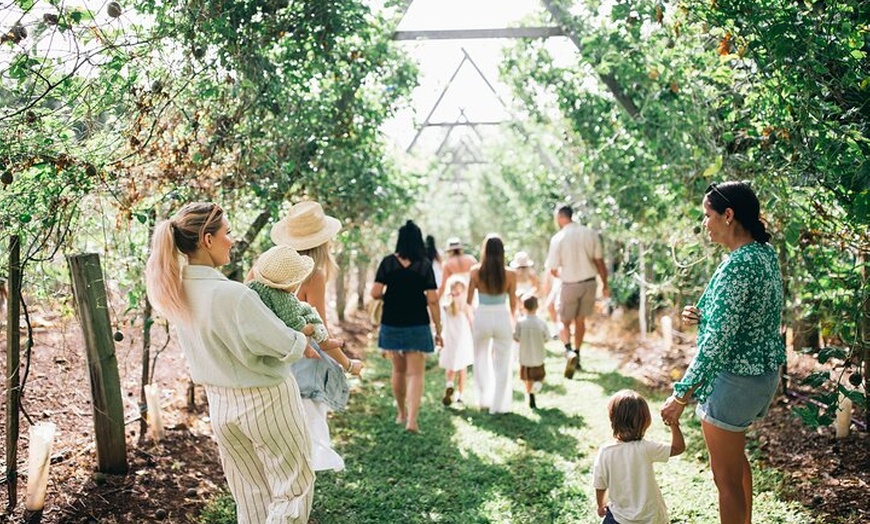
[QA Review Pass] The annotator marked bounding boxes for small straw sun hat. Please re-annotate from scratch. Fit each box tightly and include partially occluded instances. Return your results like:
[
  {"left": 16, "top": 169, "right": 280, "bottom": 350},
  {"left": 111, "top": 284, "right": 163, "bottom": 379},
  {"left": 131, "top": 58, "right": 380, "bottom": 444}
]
[
  {"left": 445, "top": 237, "right": 464, "bottom": 251},
  {"left": 510, "top": 251, "right": 535, "bottom": 268},
  {"left": 270, "top": 201, "right": 342, "bottom": 251},
  {"left": 251, "top": 246, "right": 315, "bottom": 290}
]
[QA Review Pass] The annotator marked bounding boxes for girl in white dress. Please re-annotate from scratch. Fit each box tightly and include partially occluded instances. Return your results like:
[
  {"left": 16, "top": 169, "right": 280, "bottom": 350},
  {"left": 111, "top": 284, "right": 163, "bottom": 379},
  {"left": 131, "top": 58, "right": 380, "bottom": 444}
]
[{"left": 439, "top": 276, "right": 475, "bottom": 406}]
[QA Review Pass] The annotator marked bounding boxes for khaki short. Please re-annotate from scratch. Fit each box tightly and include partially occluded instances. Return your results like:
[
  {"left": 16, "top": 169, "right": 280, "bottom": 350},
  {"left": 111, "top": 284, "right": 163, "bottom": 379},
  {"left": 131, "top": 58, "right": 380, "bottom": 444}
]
[
  {"left": 559, "top": 279, "right": 597, "bottom": 321},
  {"left": 520, "top": 365, "right": 546, "bottom": 381}
]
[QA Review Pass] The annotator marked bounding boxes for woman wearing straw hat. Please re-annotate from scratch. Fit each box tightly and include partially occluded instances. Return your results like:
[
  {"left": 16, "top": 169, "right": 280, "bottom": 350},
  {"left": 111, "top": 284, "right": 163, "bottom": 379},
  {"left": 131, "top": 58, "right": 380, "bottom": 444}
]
[
  {"left": 270, "top": 201, "right": 343, "bottom": 324},
  {"left": 438, "top": 237, "right": 477, "bottom": 298},
  {"left": 146, "top": 203, "right": 315, "bottom": 523},
  {"left": 371, "top": 220, "right": 443, "bottom": 433},
  {"left": 269, "top": 202, "right": 362, "bottom": 468},
  {"left": 247, "top": 245, "right": 363, "bottom": 472},
  {"left": 510, "top": 251, "right": 541, "bottom": 315}
]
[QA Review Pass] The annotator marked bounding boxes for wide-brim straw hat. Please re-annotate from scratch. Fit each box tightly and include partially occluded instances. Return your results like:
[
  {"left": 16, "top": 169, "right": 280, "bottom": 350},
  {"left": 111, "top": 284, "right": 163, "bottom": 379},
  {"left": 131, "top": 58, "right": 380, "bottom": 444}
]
[
  {"left": 270, "top": 201, "right": 342, "bottom": 251},
  {"left": 510, "top": 251, "right": 535, "bottom": 268},
  {"left": 251, "top": 245, "right": 315, "bottom": 290}
]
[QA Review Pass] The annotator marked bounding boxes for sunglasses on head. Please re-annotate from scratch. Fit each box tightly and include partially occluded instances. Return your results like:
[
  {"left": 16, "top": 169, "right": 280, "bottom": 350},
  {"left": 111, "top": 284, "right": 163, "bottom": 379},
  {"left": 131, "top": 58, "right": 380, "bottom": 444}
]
[{"left": 705, "top": 183, "right": 733, "bottom": 207}]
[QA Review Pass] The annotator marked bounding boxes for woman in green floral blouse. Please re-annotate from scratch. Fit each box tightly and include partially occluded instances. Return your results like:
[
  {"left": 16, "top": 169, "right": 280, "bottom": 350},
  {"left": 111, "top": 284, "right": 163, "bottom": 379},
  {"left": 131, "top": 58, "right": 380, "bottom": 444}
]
[{"left": 661, "top": 181, "right": 785, "bottom": 524}]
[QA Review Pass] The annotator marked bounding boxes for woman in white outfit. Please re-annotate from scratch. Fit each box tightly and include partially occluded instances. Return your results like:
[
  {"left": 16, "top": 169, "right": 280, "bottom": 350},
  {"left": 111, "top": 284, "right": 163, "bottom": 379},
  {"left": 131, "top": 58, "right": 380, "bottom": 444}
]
[
  {"left": 145, "top": 202, "right": 315, "bottom": 524},
  {"left": 467, "top": 234, "right": 517, "bottom": 413}
]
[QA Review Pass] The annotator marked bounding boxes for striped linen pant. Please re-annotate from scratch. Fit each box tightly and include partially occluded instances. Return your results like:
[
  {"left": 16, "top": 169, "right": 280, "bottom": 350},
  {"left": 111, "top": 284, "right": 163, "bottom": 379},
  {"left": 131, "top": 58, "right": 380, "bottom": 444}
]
[
  {"left": 205, "top": 377, "right": 315, "bottom": 524},
  {"left": 472, "top": 304, "right": 514, "bottom": 414}
]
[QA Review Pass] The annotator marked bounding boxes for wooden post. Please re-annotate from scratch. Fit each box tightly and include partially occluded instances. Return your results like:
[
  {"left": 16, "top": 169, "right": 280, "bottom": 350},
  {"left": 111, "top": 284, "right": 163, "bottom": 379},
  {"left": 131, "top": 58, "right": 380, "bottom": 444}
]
[
  {"left": 67, "top": 253, "right": 128, "bottom": 474},
  {"left": 6, "top": 235, "right": 21, "bottom": 512}
]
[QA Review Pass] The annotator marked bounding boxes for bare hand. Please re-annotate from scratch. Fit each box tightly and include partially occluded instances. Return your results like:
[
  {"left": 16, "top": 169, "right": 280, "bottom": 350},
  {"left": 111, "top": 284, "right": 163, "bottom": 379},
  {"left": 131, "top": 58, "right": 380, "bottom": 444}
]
[
  {"left": 348, "top": 359, "right": 364, "bottom": 377},
  {"left": 434, "top": 334, "right": 443, "bottom": 347},
  {"left": 602, "top": 285, "right": 611, "bottom": 299},
  {"left": 597, "top": 506, "right": 607, "bottom": 517},
  {"left": 661, "top": 397, "right": 686, "bottom": 426},
  {"left": 320, "top": 337, "right": 345, "bottom": 351},
  {"left": 681, "top": 305, "right": 701, "bottom": 326},
  {"left": 302, "top": 324, "right": 315, "bottom": 337},
  {"left": 303, "top": 344, "right": 322, "bottom": 359}
]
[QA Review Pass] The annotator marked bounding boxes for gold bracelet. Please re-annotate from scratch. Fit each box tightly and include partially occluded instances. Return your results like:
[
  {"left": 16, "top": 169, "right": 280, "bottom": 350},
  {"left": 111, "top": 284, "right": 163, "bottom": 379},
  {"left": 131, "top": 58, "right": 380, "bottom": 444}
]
[{"left": 671, "top": 396, "right": 687, "bottom": 406}]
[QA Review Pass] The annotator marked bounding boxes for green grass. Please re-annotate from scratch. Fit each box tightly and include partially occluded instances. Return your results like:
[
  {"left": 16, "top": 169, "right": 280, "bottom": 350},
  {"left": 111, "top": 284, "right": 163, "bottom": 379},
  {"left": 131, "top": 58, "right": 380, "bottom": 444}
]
[{"left": 202, "top": 342, "right": 816, "bottom": 523}]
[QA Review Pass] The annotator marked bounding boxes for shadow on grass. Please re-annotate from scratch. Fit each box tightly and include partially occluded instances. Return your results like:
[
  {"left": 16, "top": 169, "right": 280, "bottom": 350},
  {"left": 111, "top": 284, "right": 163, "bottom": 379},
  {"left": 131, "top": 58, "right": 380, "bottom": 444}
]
[
  {"left": 451, "top": 406, "right": 586, "bottom": 460},
  {"left": 587, "top": 369, "right": 653, "bottom": 397},
  {"left": 312, "top": 356, "right": 589, "bottom": 524}
]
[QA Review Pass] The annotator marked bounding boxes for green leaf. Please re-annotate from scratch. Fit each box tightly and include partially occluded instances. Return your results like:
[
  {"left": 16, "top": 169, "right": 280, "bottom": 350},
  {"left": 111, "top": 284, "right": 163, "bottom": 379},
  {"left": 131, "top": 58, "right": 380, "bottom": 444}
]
[
  {"left": 792, "top": 405, "right": 822, "bottom": 427},
  {"left": 784, "top": 221, "right": 801, "bottom": 247},
  {"left": 817, "top": 347, "right": 847, "bottom": 364},
  {"left": 839, "top": 385, "right": 867, "bottom": 408},
  {"left": 701, "top": 156, "right": 722, "bottom": 178},
  {"left": 801, "top": 371, "right": 829, "bottom": 388}
]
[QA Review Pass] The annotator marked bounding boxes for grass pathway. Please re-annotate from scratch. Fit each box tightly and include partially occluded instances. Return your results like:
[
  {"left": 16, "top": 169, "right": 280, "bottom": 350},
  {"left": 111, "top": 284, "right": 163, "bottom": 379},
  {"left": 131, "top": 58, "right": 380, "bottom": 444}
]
[{"left": 311, "top": 340, "right": 813, "bottom": 523}]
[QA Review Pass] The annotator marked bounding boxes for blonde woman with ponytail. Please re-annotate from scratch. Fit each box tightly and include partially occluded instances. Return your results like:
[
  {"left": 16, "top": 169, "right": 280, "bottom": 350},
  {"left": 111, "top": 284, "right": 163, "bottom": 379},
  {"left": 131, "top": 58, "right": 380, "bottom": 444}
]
[{"left": 145, "top": 202, "right": 316, "bottom": 524}]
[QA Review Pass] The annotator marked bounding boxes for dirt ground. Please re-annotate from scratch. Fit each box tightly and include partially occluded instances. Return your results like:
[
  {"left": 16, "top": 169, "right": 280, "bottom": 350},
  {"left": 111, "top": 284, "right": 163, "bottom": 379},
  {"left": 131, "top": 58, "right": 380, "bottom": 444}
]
[{"left": 1, "top": 304, "right": 868, "bottom": 523}]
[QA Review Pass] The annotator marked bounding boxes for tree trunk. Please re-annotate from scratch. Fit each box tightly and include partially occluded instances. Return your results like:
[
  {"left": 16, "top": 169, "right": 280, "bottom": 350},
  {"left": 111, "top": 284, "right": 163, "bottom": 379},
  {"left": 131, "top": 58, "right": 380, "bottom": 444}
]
[
  {"left": 335, "top": 250, "right": 350, "bottom": 322},
  {"left": 5, "top": 235, "right": 21, "bottom": 512},
  {"left": 638, "top": 242, "right": 647, "bottom": 340},
  {"left": 226, "top": 210, "right": 271, "bottom": 281},
  {"left": 139, "top": 210, "right": 156, "bottom": 442},
  {"left": 792, "top": 310, "right": 820, "bottom": 353},
  {"left": 862, "top": 254, "right": 869, "bottom": 430},
  {"left": 356, "top": 257, "right": 368, "bottom": 311}
]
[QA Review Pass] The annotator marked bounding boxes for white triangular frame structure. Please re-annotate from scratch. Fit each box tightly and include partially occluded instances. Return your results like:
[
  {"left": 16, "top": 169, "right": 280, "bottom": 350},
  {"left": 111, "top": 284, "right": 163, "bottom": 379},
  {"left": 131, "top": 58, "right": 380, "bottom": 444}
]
[{"left": 393, "top": 0, "right": 639, "bottom": 182}]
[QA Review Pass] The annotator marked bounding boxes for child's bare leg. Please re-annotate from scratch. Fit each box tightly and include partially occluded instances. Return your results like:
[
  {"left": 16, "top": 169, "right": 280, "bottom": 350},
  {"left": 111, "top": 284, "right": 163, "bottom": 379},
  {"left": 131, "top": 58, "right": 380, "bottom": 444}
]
[
  {"left": 524, "top": 380, "right": 534, "bottom": 394},
  {"left": 445, "top": 369, "right": 455, "bottom": 385},
  {"left": 456, "top": 369, "right": 467, "bottom": 395}
]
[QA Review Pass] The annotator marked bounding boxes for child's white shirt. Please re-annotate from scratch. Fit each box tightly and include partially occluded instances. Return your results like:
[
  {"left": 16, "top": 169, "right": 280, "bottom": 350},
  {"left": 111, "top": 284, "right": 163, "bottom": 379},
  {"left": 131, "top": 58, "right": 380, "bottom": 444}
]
[
  {"left": 514, "top": 313, "right": 549, "bottom": 366},
  {"left": 592, "top": 439, "right": 671, "bottom": 524}
]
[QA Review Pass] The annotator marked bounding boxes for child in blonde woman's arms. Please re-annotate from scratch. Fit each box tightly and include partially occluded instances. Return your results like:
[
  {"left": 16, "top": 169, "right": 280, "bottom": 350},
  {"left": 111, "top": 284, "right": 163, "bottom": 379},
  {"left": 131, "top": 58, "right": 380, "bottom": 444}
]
[
  {"left": 247, "top": 246, "right": 362, "bottom": 375},
  {"left": 592, "top": 390, "right": 685, "bottom": 524},
  {"left": 247, "top": 245, "right": 362, "bottom": 472}
]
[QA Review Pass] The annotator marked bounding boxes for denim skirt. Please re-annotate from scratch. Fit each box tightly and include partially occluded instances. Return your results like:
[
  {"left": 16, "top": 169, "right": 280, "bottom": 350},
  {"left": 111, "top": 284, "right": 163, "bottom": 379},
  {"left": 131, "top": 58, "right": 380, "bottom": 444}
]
[
  {"left": 378, "top": 323, "right": 435, "bottom": 353},
  {"left": 697, "top": 369, "right": 780, "bottom": 432}
]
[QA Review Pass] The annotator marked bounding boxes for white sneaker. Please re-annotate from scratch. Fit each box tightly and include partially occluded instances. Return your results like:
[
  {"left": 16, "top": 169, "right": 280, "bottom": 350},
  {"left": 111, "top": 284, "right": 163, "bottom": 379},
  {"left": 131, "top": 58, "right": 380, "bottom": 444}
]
[{"left": 532, "top": 381, "right": 543, "bottom": 394}]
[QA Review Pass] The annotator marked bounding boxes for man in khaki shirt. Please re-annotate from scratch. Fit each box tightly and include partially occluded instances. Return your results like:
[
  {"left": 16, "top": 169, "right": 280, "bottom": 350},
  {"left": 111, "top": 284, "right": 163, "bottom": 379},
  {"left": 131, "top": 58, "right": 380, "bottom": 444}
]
[{"left": 545, "top": 205, "right": 609, "bottom": 378}]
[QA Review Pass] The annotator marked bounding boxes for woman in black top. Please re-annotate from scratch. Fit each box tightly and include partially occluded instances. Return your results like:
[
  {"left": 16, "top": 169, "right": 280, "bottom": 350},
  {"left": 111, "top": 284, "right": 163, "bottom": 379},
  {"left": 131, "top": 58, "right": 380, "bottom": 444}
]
[{"left": 371, "top": 221, "right": 443, "bottom": 433}]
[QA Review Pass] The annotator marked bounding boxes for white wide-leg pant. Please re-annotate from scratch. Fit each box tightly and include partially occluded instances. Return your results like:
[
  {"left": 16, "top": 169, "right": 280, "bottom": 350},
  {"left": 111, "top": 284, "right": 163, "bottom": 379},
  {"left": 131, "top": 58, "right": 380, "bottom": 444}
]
[
  {"left": 472, "top": 304, "right": 514, "bottom": 413},
  {"left": 205, "top": 377, "right": 315, "bottom": 524}
]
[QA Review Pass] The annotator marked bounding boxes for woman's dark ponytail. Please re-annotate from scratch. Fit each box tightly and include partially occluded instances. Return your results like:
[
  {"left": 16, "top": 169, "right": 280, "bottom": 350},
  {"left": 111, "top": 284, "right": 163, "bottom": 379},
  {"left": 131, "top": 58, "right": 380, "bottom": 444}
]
[
  {"left": 705, "top": 181, "right": 770, "bottom": 244},
  {"left": 746, "top": 218, "right": 771, "bottom": 244}
]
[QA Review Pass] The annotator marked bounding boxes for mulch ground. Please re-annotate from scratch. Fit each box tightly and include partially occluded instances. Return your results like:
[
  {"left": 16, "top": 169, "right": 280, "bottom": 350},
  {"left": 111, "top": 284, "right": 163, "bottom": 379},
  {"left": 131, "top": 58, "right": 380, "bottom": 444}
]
[{"left": 2, "top": 306, "right": 867, "bottom": 523}]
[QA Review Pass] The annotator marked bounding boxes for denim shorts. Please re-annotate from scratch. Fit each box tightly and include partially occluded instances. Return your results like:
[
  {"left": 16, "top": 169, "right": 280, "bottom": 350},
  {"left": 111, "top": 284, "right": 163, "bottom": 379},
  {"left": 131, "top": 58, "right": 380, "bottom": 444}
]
[
  {"left": 697, "top": 369, "right": 780, "bottom": 432},
  {"left": 378, "top": 323, "right": 435, "bottom": 353}
]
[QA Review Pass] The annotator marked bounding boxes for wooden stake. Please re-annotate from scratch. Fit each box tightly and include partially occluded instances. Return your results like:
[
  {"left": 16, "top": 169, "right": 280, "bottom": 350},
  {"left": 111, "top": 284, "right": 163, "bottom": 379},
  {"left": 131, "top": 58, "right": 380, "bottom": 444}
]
[{"left": 67, "top": 253, "right": 128, "bottom": 474}]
